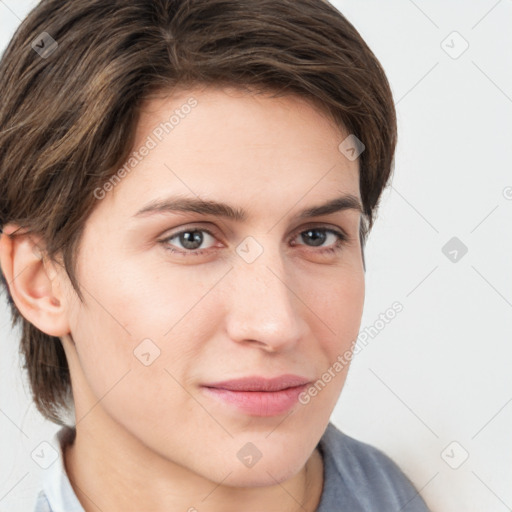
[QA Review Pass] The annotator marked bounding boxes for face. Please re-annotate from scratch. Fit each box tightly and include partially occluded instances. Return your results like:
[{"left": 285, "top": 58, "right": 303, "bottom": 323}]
[{"left": 58, "top": 85, "right": 365, "bottom": 486}]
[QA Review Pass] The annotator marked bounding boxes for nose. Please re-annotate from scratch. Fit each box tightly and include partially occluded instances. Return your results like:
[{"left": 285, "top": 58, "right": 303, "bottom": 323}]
[{"left": 224, "top": 241, "right": 309, "bottom": 353}]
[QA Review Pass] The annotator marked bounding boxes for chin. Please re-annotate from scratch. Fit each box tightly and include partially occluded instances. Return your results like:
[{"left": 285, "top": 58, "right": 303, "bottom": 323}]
[
  {"left": 209, "top": 444, "right": 309, "bottom": 488},
  {"left": 222, "top": 462, "right": 304, "bottom": 488}
]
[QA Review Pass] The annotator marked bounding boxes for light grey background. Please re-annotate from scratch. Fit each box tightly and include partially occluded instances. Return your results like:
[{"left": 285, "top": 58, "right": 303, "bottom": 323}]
[{"left": 1, "top": 1, "right": 511, "bottom": 511}]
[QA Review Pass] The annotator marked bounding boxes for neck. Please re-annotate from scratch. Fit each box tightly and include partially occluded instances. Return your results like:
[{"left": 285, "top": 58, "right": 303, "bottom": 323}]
[{"left": 63, "top": 418, "right": 324, "bottom": 512}]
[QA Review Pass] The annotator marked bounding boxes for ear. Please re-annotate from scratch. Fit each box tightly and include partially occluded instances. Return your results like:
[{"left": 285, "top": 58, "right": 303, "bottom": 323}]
[{"left": 0, "top": 223, "right": 71, "bottom": 337}]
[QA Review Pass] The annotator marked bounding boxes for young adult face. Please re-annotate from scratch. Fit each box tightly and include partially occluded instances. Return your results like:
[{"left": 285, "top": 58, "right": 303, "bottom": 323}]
[{"left": 2, "top": 85, "right": 365, "bottom": 505}]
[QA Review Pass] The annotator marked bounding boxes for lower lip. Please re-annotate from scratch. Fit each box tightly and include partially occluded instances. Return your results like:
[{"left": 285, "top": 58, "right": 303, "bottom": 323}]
[{"left": 201, "top": 385, "right": 308, "bottom": 416}]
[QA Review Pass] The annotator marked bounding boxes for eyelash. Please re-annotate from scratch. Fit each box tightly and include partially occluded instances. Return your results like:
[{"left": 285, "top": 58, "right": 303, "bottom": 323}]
[{"left": 158, "top": 225, "right": 348, "bottom": 257}]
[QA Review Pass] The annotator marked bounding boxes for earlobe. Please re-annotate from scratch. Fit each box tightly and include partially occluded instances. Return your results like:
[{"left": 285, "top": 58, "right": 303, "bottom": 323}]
[{"left": 0, "top": 223, "right": 71, "bottom": 337}]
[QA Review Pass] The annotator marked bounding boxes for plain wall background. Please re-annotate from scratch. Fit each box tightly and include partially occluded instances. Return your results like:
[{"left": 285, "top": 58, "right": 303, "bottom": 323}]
[{"left": 1, "top": 1, "right": 511, "bottom": 511}]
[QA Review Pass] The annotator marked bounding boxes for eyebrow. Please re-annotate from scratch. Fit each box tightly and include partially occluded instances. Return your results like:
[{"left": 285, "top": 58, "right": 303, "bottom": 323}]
[{"left": 132, "top": 194, "right": 363, "bottom": 221}]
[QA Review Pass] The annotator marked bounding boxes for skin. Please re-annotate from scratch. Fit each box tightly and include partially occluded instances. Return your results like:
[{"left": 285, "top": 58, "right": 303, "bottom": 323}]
[{"left": 0, "top": 85, "right": 365, "bottom": 511}]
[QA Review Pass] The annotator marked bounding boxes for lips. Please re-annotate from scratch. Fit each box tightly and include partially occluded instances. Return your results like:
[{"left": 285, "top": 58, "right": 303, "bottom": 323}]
[
  {"left": 204, "top": 374, "right": 311, "bottom": 392},
  {"left": 201, "top": 374, "right": 311, "bottom": 416}
]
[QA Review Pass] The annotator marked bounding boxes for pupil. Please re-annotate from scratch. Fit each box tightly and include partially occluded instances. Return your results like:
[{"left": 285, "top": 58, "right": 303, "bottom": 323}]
[
  {"left": 304, "top": 229, "right": 325, "bottom": 247},
  {"left": 181, "top": 230, "right": 203, "bottom": 249}
]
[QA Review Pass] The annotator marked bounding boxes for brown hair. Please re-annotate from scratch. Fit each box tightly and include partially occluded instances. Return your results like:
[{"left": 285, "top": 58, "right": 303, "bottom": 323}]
[{"left": 0, "top": 0, "right": 397, "bottom": 424}]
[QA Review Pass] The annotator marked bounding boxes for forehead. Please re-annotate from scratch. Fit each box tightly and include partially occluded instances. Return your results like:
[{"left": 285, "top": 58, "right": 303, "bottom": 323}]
[
  {"left": 135, "top": 85, "right": 349, "bottom": 158},
  {"left": 95, "top": 85, "right": 361, "bottom": 221}
]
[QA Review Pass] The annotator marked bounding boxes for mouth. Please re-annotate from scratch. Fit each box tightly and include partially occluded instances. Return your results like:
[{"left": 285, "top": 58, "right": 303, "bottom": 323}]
[{"left": 200, "top": 375, "right": 312, "bottom": 417}]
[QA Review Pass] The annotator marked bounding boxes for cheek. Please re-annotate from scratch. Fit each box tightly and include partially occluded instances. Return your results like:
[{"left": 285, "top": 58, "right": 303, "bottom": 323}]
[
  {"left": 303, "top": 263, "right": 365, "bottom": 339},
  {"left": 293, "top": 270, "right": 364, "bottom": 437},
  {"left": 334, "top": 272, "right": 365, "bottom": 338},
  {"left": 300, "top": 264, "right": 364, "bottom": 403},
  {"left": 68, "top": 294, "right": 195, "bottom": 435},
  {"left": 67, "top": 258, "right": 210, "bottom": 403}
]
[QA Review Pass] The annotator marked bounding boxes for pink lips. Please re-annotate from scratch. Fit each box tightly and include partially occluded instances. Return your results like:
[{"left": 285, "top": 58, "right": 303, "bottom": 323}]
[{"left": 201, "top": 375, "right": 311, "bottom": 416}]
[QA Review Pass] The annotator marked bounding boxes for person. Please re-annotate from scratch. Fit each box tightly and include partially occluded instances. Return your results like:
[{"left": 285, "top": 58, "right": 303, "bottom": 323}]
[{"left": 0, "top": 0, "right": 431, "bottom": 510}]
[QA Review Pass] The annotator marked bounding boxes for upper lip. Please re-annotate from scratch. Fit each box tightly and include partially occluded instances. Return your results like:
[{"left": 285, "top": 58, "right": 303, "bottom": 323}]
[{"left": 203, "top": 374, "right": 311, "bottom": 392}]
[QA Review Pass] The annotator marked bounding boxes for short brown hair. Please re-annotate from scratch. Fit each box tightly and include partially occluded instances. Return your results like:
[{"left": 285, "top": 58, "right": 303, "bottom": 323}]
[{"left": 0, "top": 0, "right": 397, "bottom": 424}]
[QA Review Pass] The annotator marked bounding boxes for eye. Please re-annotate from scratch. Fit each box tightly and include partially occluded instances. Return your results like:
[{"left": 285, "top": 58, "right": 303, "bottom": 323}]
[
  {"left": 159, "top": 225, "right": 348, "bottom": 257},
  {"left": 291, "top": 226, "right": 347, "bottom": 254},
  {"left": 160, "top": 227, "right": 218, "bottom": 256}
]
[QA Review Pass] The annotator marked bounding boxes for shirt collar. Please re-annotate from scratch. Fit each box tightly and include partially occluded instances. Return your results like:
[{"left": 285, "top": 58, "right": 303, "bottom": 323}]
[{"left": 40, "top": 424, "right": 84, "bottom": 512}]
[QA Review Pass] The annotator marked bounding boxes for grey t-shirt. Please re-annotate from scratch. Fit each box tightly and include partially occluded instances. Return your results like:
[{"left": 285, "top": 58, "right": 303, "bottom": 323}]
[
  {"left": 34, "top": 422, "right": 430, "bottom": 511},
  {"left": 315, "top": 423, "right": 430, "bottom": 511}
]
